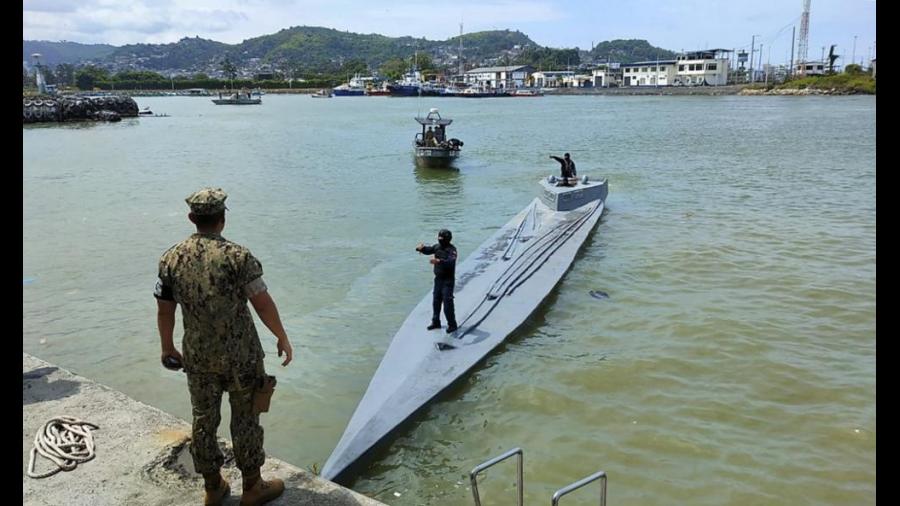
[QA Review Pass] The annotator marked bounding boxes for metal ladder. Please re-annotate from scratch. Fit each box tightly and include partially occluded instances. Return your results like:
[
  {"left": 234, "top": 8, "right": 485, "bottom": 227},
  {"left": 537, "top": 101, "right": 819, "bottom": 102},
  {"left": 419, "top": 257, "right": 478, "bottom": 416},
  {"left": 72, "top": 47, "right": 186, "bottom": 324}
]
[{"left": 470, "top": 448, "right": 607, "bottom": 506}]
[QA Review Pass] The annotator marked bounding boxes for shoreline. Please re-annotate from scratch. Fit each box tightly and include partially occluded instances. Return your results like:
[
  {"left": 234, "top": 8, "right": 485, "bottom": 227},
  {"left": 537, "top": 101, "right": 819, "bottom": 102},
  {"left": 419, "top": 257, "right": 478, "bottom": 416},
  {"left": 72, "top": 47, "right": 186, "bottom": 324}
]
[{"left": 23, "top": 353, "right": 386, "bottom": 506}]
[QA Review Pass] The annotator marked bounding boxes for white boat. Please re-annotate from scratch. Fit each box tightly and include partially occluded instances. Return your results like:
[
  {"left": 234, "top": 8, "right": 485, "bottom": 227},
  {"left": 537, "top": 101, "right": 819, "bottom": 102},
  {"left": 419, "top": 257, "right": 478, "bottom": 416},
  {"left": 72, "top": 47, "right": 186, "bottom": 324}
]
[
  {"left": 322, "top": 175, "right": 609, "bottom": 484},
  {"left": 211, "top": 91, "right": 261, "bottom": 105}
]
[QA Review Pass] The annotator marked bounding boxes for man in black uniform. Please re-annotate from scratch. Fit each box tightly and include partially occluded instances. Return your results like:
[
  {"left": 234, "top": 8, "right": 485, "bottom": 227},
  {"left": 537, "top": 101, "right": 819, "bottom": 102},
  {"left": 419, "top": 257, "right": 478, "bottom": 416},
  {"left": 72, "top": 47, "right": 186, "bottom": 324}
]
[
  {"left": 550, "top": 153, "right": 577, "bottom": 186},
  {"left": 416, "top": 229, "right": 459, "bottom": 333}
]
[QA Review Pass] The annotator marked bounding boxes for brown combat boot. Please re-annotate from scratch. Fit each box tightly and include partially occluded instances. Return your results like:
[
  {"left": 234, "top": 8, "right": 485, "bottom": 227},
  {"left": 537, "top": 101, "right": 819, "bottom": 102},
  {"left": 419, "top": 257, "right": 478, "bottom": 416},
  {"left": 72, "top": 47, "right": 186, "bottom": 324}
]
[
  {"left": 203, "top": 474, "right": 230, "bottom": 506},
  {"left": 239, "top": 472, "right": 285, "bottom": 506}
]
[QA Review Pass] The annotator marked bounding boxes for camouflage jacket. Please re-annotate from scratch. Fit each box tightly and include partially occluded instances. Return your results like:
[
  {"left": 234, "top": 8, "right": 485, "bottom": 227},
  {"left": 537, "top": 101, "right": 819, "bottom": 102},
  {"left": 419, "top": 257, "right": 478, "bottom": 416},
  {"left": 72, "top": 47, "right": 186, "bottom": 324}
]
[{"left": 156, "top": 232, "right": 266, "bottom": 374}]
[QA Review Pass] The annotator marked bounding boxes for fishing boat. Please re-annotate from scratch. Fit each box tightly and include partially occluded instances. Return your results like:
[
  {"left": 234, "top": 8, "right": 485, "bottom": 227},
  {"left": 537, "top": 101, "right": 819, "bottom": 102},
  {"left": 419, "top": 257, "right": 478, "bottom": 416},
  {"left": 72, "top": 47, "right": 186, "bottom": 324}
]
[
  {"left": 333, "top": 75, "right": 367, "bottom": 96},
  {"left": 388, "top": 69, "right": 425, "bottom": 96},
  {"left": 311, "top": 89, "right": 333, "bottom": 98},
  {"left": 211, "top": 90, "right": 261, "bottom": 105},
  {"left": 413, "top": 108, "right": 463, "bottom": 168},
  {"left": 511, "top": 88, "right": 544, "bottom": 97},
  {"left": 322, "top": 174, "right": 609, "bottom": 484}
]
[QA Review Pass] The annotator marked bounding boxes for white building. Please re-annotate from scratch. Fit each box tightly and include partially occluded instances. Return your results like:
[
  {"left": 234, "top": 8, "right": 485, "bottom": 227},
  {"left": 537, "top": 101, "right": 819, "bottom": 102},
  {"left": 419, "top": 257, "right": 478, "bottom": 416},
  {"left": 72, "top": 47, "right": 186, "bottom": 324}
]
[
  {"left": 463, "top": 65, "right": 534, "bottom": 90},
  {"left": 531, "top": 70, "right": 574, "bottom": 88},
  {"left": 621, "top": 61, "right": 677, "bottom": 86},
  {"left": 673, "top": 49, "right": 731, "bottom": 85},
  {"left": 793, "top": 61, "right": 827, "bottom": 76},
  {"left": 563, "top": 74, "right": 594, "bottom": 87},
  {"left": 591, "top": 64, "right": 622, "bottom": 87}
]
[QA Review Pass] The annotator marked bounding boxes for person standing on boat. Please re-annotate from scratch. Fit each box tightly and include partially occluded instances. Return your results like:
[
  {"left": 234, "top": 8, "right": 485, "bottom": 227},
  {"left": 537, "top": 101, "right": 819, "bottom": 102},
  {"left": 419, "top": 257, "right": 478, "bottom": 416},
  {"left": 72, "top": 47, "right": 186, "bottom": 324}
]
[
  {"left": 425, "top": 126, "right": 437, "bottom": 147},
  {"left": 416, "top": 229, "right": 459, "bottom": 334},
  {"left": 550, "top": 153, "right": 577, "bottom": 186},
  {"left": 154, "top": 188, "right": 293, "bottom": 506}
]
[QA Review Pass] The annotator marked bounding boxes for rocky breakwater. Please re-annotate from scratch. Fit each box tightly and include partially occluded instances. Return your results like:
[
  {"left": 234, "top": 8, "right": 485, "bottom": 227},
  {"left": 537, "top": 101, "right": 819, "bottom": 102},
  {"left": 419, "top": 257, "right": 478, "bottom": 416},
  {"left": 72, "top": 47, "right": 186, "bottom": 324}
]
[
  {"left": 739, "top": 87, "right": 856, "bottom": 96},
  {"left": 23, "top": 95, "right": 139, "bottom": 124}
]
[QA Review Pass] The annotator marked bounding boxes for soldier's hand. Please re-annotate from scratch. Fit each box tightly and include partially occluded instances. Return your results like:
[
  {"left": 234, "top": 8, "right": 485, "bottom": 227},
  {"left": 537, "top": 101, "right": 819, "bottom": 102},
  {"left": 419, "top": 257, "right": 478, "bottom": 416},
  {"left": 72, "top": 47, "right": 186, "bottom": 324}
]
[
  {"left": 416, "top": 242, "right": 424, "bottom": 252},
  {"left": 277, "top": 338, "right": 293, "bottom": 367},
  {"left": 429, "top": 257, "right": 440, "bottom": 265},
  {"left": 161, "top": 348, "right": 183, "bottom": 369}
]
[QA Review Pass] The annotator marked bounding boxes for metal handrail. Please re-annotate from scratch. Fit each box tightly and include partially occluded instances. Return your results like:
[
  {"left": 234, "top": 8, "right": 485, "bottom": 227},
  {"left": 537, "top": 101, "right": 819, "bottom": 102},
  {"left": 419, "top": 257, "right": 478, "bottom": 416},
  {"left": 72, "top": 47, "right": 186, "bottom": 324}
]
[
  {"left": 470, "top": 448, "right": 524, "bottom": 506},
  {"left": 550, "top": 471, "right": 607, "bottom": 506}
]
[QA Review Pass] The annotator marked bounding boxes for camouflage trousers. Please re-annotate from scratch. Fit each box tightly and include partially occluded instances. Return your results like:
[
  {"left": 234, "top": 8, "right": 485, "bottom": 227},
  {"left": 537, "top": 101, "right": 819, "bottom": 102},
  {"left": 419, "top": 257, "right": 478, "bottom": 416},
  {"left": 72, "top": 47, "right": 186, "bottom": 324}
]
[{"left": 186, "top": 363, "right": 266, "bottom": 474}]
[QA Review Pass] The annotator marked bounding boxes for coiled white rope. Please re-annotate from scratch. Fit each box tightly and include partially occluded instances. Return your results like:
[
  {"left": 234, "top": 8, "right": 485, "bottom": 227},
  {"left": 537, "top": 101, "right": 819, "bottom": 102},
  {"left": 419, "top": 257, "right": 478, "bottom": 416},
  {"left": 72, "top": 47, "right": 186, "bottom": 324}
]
[{"left": 27, "top": 416, "right": 99, "bottom": 479}]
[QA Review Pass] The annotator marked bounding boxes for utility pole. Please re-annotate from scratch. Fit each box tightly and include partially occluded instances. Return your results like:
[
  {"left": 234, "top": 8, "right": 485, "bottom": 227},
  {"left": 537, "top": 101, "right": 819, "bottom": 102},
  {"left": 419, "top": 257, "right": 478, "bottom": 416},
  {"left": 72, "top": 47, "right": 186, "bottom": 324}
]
[
  {"left": 458, "top": 22, "right": 464, "bottom": 82},
  {"left": 750, "top": 35, "right": 758, "bottom": 82},
  {"left": 852, "top": 35, "right": 857, "bottom": 66},
  {"left": 789, "top": 26, "right": 795, "bottom": 77},
  {"left": 758, "top": 44, "right": 763, "bottom": 80}
]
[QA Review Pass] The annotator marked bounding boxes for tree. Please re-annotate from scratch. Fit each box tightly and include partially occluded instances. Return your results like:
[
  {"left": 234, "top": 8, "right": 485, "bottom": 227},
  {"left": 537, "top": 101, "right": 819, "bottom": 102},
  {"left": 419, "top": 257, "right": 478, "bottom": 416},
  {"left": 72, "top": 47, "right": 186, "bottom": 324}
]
[
  {"left": 55, "top": 64, "right": 76, "bottom": 87},
  {"left": 411, "top": 53, "right": 436, "bottom": 72},
  {"left": 42, "top": 67, "right": 57, "bottom": 85},
  {"left": 844, "top": 63, "right": 863, "bottom": 75},
  {"left": 221, "top": 57, "right": 238, "bottom": 86},
  {"left": 75, "top": 66, "right": 110, "bottom": 90},
  {"left": 339, "top": 58, "right": 368, "bottom": 77},
  {"left": 23, "top": 65, "right": 30, "bottom": 87},
  {"left": 379, "top": 57, "right": 408, "bottom": 79}
]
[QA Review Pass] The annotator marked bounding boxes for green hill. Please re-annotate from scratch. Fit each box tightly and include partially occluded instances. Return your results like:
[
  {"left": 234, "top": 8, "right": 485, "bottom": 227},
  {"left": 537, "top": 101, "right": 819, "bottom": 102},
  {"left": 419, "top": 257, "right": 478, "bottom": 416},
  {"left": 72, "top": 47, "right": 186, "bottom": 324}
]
[
  {"left": 25, "top": 28, "right": 541, "bottom": 73},
  {"left": 23, "top": 40, "right": 116, "bottom": 66},
  {"left": 589, "top": 39, "right": 677, "bottom": 63}
]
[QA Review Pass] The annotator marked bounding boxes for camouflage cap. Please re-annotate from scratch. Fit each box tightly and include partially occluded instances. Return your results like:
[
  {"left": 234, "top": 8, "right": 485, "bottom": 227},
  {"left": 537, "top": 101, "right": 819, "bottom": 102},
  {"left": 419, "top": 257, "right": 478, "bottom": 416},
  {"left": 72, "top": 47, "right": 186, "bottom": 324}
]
[{"left": 185, "top": 187, "right": 228, "bottom": 215}]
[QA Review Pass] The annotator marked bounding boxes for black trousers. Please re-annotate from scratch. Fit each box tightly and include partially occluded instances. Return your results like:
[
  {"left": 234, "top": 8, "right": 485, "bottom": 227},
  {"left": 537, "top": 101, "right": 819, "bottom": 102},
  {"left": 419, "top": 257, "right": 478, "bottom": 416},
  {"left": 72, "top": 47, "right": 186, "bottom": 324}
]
[{"left": 432, "top": 277, "right": 457, "bottom": 326}]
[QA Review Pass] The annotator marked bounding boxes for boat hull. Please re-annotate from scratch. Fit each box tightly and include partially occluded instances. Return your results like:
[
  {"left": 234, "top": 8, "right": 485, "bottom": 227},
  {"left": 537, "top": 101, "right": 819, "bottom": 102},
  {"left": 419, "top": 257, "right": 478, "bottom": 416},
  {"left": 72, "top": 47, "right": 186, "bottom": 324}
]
[
  {"left": 322, "top": 179, "right": 609, "bottom": 483},
  {"left": 333, "top": 89, "right": 366, "bottom": 96},
  {"left": 211, "top": 99, "right": 261, "bottom": 105},
  {"left": 414, "top": 147, "right": 460, "bottom": 168}
]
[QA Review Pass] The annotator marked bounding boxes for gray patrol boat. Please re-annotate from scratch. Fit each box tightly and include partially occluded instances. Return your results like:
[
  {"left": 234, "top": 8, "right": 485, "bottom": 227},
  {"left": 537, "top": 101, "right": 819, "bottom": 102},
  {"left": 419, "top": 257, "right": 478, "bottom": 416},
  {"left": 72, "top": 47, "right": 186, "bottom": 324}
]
[
  {"left": 322, "top": 175, "right": 609, "bottom": 484},
  {"left": 414, "top": 108, "right": 463, "bottom": 168}
]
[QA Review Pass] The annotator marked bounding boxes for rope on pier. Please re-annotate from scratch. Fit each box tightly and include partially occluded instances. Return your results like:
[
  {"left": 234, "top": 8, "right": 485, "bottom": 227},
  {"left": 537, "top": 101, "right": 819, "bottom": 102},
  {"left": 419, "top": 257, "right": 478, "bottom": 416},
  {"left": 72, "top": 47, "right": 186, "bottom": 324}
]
[{"left": 27, "top": 416, "right": 99, "bottom": 479}]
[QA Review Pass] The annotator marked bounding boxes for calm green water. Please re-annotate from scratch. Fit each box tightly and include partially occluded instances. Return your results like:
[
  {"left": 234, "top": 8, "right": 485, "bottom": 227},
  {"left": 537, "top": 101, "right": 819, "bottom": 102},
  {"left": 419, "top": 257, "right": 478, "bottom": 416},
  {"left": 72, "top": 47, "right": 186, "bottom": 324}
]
[{"left": 23, "top": 95, "right": 875, "bottom": 505}]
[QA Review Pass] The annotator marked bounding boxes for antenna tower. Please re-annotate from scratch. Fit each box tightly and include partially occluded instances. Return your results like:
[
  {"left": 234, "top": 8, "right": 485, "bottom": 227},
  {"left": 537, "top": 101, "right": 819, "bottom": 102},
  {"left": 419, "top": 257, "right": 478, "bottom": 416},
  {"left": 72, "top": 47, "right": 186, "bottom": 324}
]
[{"left": 797, "top": 0, "right": 811, "bottom": 75}]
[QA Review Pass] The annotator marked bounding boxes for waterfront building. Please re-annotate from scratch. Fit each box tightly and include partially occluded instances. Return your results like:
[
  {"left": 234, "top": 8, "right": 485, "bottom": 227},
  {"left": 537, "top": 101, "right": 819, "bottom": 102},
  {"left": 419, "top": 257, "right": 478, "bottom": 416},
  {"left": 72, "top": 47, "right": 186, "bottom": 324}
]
[
  {"left": 673, "top": 49, "right": 731, "bottom": 85},
  {"left": 462, "top": 65, "right": 534, "bottom": 90},
  {"left": 621, "top": 61, "right": 677, "bottom": 86}
]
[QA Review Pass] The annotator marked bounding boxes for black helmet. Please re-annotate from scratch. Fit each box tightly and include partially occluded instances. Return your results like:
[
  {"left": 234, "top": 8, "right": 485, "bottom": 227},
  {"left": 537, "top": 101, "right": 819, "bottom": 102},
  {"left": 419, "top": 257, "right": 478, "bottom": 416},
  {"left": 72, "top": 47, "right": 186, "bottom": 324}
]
[{"left": 438, "top": 229, "right": 452, "bottom": 241}]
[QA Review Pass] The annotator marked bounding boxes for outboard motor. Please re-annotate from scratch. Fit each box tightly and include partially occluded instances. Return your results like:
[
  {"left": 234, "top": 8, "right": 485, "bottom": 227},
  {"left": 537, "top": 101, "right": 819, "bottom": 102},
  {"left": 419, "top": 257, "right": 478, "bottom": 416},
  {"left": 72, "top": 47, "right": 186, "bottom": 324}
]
[{"left": 449, "top": 138, "right": 464, "bottom": 148}]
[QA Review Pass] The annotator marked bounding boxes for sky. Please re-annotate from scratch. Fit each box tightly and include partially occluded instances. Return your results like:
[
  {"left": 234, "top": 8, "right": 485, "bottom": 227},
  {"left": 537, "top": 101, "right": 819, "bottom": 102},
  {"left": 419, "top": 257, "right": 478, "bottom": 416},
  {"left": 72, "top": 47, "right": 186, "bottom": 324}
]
[{"left": 23, "top": 0, "right": 877, "bottom": 66}]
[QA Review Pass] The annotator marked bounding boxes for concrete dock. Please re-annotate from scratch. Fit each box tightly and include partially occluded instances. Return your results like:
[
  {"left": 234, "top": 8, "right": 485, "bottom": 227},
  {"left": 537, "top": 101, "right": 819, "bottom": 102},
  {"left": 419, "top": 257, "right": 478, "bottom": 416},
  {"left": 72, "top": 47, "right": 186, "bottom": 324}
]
[{"left": 23, "top": 353, "right": 387, "bottom": 506}]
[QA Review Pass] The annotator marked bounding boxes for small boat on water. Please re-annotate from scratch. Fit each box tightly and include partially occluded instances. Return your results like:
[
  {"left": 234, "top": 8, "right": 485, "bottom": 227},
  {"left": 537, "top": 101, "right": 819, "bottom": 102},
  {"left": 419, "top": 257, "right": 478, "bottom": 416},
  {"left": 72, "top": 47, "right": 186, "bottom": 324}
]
[
  {"left": 311, "top": 89, "right": 333, "bottom": 98},
  {"left": 511, "top": 88, "right": 544, "bottom": 97},
  {"left": 211, "top": 90, "right": 261, "bottom": 105},
  {"left": 413, "top": 108, "right": 463, "bottom": 168},
  {"left": 322, "top": 174, "right": 609, "bottom": 484},
  {"left": 138, "top": 107, "right": 153, "bottom": 115}
]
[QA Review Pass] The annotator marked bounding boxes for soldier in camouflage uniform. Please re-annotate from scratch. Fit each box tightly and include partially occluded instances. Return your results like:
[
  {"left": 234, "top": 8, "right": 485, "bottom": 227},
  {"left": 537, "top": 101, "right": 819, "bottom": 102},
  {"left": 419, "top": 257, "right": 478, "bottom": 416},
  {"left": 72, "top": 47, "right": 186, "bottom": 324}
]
[{"left": 154, "top": 188, "right": 294, "bottom": 506}]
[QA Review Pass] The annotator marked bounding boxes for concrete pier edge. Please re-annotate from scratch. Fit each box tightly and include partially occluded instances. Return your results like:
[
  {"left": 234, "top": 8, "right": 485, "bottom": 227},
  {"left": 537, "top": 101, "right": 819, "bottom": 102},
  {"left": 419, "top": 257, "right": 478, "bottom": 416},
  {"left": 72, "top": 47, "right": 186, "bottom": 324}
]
[{"left": 23, "top": 353, "right": 387, "bottom": 506}]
